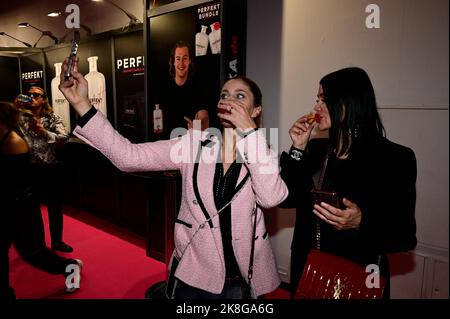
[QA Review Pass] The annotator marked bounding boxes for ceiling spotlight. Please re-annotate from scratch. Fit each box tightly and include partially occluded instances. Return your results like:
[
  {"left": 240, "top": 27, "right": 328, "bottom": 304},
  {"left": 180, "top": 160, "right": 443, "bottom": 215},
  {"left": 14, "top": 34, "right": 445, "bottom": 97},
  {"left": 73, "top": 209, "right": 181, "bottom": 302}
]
[
  {"left": 17, "top": 22, "right": 59, "bottom": 47},
  {"left": 0, "top": 31, "right": 32, "bottom": 47},
  {"left": 47, "top": 11, "right": 62, "bottom": 17}
]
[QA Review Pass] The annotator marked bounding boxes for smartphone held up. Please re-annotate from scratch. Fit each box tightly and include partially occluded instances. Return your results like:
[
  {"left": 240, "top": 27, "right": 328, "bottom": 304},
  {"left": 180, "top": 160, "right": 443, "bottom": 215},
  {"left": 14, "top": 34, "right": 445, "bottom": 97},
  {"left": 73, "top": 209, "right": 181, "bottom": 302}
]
[{"left": 65, "top": 30, "right": 80, "bottom": 80}]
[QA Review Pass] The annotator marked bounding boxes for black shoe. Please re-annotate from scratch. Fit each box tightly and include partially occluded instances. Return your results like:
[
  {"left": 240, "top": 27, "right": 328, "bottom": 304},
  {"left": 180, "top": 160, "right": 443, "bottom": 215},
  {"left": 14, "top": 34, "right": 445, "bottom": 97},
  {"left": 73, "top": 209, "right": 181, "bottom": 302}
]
[{"left": 52, "top": 242, "right": 74, "bottom": 253}]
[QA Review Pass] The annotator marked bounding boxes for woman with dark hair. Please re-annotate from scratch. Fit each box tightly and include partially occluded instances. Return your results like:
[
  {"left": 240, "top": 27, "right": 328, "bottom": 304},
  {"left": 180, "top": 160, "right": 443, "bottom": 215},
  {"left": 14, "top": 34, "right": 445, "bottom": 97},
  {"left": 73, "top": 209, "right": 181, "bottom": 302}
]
[
  {"left": 58, "top": 58, "right": 288, "bottom": 299},
  {"left": 280, "top": 67, "right": 417, "bottom": 298},
  {"left": 0, "top": 101, "right": 82, "bottom": 299}
]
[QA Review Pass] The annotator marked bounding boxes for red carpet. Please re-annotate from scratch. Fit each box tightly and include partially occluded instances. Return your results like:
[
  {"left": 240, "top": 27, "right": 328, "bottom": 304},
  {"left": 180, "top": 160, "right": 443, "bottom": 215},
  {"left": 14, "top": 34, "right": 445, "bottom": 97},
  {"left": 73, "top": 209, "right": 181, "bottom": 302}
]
[
  {"left": 10, "top": 206, "right": 166, "bottom": 299},
  {"left": 10, "top": 206, "right": 289, "bottom": 299}
]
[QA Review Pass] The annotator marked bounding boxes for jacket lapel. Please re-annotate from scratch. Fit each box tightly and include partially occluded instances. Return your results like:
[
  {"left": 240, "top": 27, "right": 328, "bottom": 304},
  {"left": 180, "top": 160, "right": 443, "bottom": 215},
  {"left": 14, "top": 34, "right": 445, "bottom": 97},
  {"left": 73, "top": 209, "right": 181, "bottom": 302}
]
[
  {"left": 192, "top": 136, "right": 219, "bottom": 227},
  {"left": 191, "top": 135, "right": 251, "bottom": 227}
]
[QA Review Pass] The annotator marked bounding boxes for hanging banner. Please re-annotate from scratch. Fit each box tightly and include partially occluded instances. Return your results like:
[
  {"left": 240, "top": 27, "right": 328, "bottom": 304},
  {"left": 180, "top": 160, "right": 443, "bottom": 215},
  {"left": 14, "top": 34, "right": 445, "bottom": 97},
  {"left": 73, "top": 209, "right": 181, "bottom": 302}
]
[
  {"left": 148, "top": 0, "right": 222, "bottom": 140},
  {"left": 195, "top": 2, "right": 221, "bottom": 57},
  {"left": 20, "top": 54, "right": 45, "bottom": 93},
  {"left": 114, "top": 30, "right": 146, "bottom": 142}
]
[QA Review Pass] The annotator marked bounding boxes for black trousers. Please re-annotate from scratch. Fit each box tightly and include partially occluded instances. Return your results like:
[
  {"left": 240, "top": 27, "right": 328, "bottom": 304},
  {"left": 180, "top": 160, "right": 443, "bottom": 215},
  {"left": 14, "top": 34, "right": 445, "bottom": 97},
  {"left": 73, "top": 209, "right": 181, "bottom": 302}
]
[
  {"left": 30, "top": 163, "right": 64, "bottom": 244},
  {"left": 0, "top": 191, "right": 76, "bottom": 300}
]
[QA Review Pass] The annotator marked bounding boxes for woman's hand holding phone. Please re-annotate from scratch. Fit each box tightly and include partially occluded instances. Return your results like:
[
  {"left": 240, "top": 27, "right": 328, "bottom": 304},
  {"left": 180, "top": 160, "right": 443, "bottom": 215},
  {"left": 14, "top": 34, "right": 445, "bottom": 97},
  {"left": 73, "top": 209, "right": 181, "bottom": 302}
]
[
  {"left": 313, "top": 196, "right": 362, "bottom": 231},
  {"left": 58, "top": 58, "right": 91, "bottom": 117}
]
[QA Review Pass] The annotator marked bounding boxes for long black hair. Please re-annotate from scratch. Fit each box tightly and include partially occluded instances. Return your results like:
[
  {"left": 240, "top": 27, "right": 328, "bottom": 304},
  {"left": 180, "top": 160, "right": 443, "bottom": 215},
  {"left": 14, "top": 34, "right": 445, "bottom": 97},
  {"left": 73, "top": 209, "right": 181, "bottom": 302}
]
[{"left": 319, "top": 67, "right": 385, "bottom": 156}]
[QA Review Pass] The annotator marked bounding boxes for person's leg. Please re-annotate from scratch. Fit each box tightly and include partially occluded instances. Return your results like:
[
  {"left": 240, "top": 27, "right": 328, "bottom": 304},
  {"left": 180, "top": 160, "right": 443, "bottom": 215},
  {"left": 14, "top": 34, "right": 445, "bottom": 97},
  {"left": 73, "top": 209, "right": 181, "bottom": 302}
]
[
  {"left": 0, "top": 236, "right": 15, "bottom": 300},
  {"left": 34, "top": 164, "right": 72, "bottom": 252},
  {"left": 289, "top": 249, "right": 303, "bottom": 299},
  {"left": 173, "top": 277, "right": 250, "bottom": 299},
  {"left": 1, "top": 202, "right": 17, "bottom": 299},
  {"left": 13, "top": 191, "right": 77, "bottom": 275},
  {"left": 173, "top": 279, "right": 217, "bottom": 299},
  {"left": 17, "top": 245, "right": 78, "bottom": 274},
  {"left": 47, "top": 192, "right": 64, "bottom": 246},
  {"left": 15, "top": 243, "right": 83, "bottom": 294},
  {"left": 45, "top": 164, "right": 64, "bottom": 244},
  {"left": 220, "top": 276, "right": 252, "bottom": 299},
  {"left": 380, "top": 254, "right": 391, "bottom": 299}
]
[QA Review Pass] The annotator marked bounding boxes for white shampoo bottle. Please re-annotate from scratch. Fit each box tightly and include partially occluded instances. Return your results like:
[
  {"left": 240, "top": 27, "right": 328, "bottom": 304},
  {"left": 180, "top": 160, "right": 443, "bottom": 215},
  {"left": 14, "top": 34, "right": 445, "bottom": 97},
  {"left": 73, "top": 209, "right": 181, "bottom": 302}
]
[
  {"left": 51, "top": 62, "right": 71, "bottom": 131},
  {"left": 153, "top": 104, "right": 163, "bottom": 133},
  {"left": 85, "top": 56, "right": 107, "bottom": 116},
  {"left": 195, "top": 25, "right": 209, "bottom": 56}
]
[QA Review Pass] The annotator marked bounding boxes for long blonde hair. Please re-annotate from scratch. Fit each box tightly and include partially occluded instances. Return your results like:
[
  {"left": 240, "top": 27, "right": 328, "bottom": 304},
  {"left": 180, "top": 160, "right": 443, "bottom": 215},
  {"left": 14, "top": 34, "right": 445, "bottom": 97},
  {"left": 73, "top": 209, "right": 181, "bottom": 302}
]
[{"left": 29, "top": 86, "right": 54, "bottom": 118}]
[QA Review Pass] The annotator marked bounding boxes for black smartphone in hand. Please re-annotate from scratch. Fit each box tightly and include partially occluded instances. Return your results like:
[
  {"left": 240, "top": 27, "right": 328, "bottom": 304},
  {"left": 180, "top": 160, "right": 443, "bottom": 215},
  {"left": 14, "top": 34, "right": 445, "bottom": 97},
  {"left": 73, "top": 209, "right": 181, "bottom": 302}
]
[
  {"left": 311, "top": 189, "right": 341, "bottom": 208},
  {"left": 65, "top": 30, "right": 80, "bottom": 80}
]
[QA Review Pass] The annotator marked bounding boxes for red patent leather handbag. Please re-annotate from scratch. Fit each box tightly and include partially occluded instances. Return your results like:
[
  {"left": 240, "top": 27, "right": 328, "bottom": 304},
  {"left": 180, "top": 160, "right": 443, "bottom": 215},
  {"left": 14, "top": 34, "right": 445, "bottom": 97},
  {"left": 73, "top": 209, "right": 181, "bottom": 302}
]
[
  {"left": 296, "top": 154, "right": 385, "bottom": 299},
  {"left": 295, "top": 249, "right": 385, "bottom": 299}
]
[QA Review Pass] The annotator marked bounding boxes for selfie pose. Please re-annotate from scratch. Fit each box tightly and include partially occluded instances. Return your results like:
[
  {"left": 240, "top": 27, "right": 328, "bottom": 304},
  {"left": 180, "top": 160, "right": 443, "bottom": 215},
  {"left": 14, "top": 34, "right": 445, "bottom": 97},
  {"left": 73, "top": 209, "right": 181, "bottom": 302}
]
[
  {"left": 280, "top": 67, "right": 417, "bottom": 298},
  {"left": 58, "top": 57, "right": 288, "bottom": 299}
]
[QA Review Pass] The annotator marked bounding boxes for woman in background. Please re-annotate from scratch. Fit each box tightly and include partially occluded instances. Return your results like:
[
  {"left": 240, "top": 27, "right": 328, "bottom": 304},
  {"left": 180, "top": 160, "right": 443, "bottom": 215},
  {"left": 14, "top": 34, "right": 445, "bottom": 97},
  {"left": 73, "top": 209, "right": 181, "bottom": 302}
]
[{"left": 280, "top": 67, "right": 417, "bottom": 298}]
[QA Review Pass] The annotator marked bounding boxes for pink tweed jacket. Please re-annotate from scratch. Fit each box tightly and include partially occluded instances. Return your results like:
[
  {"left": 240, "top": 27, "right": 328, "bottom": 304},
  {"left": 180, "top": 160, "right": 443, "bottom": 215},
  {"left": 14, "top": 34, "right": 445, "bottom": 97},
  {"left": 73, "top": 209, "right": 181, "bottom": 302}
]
[{"left": 74, "top": 111, "right": 288, "bottom": 297}]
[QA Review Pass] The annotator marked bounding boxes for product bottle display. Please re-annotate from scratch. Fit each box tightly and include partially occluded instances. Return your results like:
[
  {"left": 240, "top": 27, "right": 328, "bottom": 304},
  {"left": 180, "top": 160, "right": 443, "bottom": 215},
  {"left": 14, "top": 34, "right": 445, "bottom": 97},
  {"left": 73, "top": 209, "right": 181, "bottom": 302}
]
[
  {"left": 209, "top": 22, "right": 221, "bottom": 54},
  {"left": 85, "top": 56, "right": 107, "bottom": 116},
  {"left": 153, "top": 104, "right": 163, "bottom": 133},
  {"left": 195, "top": 25, "right": 209, "bottom": 56},
  {"left": 51, "top": 62, "right": 71, "bottom": 131}
]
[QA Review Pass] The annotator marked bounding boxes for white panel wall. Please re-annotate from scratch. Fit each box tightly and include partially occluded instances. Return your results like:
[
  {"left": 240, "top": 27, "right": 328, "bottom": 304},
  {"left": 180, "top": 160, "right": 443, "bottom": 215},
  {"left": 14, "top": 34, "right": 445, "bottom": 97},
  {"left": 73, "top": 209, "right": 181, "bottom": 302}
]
[
  {"left": 380, "top": 109, "right": 449, "bottom": 248},
  {"left": 247, "top": 0, "right": 449, "bottom": 298}
]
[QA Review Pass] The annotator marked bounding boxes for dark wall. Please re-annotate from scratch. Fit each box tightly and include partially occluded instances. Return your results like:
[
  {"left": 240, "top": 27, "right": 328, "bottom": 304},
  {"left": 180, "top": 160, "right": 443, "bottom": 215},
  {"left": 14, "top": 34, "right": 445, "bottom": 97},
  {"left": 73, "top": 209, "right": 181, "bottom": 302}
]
[{"left": 0, "top": 56, "right": 20, "bottom": 102}]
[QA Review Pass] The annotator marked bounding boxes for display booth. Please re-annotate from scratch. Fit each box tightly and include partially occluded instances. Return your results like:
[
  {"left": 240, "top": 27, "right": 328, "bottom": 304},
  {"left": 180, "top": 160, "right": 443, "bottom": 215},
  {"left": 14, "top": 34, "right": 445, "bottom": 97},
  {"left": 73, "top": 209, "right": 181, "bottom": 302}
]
[
  {"left": 0, "top": 0, "right": 247, "bottom": 267},
  {"left": 144, "top": 0, "right": 247, "bottom": 265},
  {"left": 0, "top": 27, "right": 144, "bottom": 140}
]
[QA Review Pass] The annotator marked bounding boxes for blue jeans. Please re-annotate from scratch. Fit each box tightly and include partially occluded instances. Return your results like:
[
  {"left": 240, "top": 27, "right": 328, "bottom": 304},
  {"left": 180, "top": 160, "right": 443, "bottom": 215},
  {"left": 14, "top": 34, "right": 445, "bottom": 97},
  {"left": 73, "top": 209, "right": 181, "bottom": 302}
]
[{"left": 174, "top": 276, "right": 251, "bottom": 299}]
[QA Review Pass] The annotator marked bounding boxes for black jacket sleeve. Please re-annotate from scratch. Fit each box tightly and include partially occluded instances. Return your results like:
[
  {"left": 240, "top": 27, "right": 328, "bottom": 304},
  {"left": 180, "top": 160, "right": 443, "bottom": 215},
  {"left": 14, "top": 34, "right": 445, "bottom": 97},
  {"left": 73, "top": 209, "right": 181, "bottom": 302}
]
[
  {"left": 356, "top": 140, "right": 417, "bottom": 254},
  {"left": 279, "top": 139, "right": 329, "bottom": 208}
]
